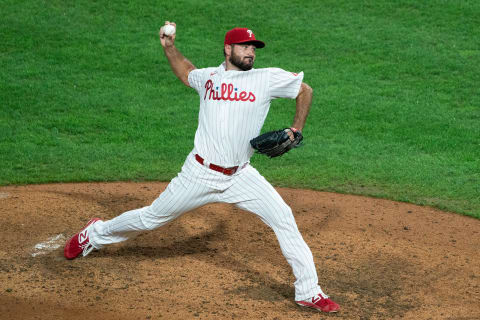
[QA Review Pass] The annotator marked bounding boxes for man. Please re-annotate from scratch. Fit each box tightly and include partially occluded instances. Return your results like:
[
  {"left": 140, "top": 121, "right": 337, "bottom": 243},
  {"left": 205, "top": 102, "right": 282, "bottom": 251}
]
[{"left": 64, "top": 22, "right": 340, "bottom": 313}]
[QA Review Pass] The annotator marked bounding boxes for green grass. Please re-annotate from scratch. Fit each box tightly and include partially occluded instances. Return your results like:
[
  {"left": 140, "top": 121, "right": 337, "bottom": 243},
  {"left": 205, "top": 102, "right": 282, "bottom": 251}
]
[{"left": 1, "top": 0, "right": 479, "bottom": 218}]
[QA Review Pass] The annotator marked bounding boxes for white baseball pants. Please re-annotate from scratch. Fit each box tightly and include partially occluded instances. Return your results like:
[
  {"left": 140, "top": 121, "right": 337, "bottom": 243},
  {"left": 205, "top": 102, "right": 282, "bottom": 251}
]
[{"left": 89, "top": 152, "right": 322, "bottom": 300}]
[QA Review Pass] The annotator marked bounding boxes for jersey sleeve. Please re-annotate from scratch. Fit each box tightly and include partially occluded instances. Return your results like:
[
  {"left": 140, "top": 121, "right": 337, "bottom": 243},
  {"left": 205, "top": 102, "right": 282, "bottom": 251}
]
[
  {"left": 188, "top": 68, "right": 205, "bottom": 93},
  {"left": 268, "top": 68, "right": 304, "bottom": 100}
]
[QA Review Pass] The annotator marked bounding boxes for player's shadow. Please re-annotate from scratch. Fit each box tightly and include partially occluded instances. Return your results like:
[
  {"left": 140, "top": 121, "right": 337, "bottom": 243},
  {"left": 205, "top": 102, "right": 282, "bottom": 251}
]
[{"left": 94, "top": 220, "right": 294, "bottom": 301}]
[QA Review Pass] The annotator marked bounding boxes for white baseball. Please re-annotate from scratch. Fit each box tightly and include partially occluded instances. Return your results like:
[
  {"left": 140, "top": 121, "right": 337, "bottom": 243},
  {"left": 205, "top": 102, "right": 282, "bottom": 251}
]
[{"left": 163, "top": 24, "right": 175, "bottom": 36}]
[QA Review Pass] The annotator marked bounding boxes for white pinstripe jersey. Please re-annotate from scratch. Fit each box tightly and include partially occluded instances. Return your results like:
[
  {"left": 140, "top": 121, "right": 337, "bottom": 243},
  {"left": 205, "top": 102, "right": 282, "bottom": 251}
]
[{"left": 188, "top": 62, "right": 304, "bottom": 167}]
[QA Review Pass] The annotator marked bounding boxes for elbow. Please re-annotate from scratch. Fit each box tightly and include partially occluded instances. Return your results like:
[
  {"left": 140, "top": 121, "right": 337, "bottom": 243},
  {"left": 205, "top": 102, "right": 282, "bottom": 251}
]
[
  {"left": 181, "top": 77, "right": 190, "bottom": 87},
  {"left": 182, "top": 66, "right": 197, "bottom": 87},
  {"left": 303, "top": 82, "right": 313, "bottom": 95},
  {"left": 299, "top": 82, "right": 313, "bottom": 97}
]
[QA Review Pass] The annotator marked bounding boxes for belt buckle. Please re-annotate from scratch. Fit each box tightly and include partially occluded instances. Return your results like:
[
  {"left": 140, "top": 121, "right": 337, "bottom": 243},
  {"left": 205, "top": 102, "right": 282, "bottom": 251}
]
[{"left": 223, "top": 166, "right": 237, "bottom": 176}]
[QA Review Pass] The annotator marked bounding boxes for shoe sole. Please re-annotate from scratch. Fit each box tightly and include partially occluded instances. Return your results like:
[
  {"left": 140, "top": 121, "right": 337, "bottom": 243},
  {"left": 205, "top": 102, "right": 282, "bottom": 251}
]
[{"left": 296, "top": 301, "right": 339, "bottom": 313}]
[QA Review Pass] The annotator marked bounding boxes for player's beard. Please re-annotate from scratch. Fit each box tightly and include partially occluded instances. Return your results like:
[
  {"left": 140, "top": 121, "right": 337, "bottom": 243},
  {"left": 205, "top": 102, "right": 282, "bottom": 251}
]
[{"left": 229, "top": 48, "right": 254, "bottom": 71}]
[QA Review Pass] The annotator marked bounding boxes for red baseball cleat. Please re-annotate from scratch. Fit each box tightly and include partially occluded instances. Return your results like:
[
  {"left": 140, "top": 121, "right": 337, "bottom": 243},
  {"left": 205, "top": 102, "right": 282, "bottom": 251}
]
[
  {"left": 296, "top": 293, "right": 340, "bottom": 313},
  {"left": 64, "top": 218, "right": 101, "bottom": 260}
]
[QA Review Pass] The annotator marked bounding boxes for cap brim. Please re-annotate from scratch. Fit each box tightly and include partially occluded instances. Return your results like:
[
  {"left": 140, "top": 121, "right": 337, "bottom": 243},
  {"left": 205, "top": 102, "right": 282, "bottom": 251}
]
[{"left": 233, "top": 39, "right": 265, "bottom": 48}]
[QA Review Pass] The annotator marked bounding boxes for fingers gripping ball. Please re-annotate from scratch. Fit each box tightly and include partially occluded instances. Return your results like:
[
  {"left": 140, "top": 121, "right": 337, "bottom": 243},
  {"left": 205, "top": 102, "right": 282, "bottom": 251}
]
[
  {"left": 250, "top": 128, "right": 303, "bottom": 158},
  {"left": 163, "top": 24, "right": 176, "bottom": 36}
]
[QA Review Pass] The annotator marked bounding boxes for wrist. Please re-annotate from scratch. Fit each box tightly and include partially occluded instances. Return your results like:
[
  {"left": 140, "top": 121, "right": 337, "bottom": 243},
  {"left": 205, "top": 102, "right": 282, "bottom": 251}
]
[{"left": 163, "top": 43, "right": 175, "bottom": 50}]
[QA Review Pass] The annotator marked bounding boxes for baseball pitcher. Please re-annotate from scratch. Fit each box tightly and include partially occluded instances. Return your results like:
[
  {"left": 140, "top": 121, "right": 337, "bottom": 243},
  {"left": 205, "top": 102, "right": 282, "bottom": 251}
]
[{"left": 64, "top": 21, "right": 340, "bottom": 313}]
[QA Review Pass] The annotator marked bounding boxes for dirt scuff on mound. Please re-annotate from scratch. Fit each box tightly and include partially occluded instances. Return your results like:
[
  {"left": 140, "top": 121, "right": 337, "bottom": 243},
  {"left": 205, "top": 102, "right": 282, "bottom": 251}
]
[{"left": 0, "top": 182, "right": 479, "bottom": 319}]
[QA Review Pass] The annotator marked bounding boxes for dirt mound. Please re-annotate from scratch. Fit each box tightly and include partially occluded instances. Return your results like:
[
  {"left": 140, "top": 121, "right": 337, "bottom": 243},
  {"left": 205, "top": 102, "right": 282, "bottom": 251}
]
[{"left": 0, "top": 182, "right": 479, "bottom": 319}]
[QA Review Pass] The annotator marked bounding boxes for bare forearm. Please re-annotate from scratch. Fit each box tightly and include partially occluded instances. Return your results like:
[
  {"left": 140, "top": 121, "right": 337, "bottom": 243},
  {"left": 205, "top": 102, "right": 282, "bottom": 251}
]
[
  {"left": 292, "top": 83, "right": 313, "bottom": 131},
  {"left": 163, "top": 45, "right": 196, "bottom": 86}
]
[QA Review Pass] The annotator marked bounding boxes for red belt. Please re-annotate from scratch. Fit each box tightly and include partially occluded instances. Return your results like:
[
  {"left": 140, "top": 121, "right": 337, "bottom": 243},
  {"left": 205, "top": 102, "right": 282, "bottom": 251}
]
[{"left": 195, "top": 154, "right": 243, "bottom": 176}]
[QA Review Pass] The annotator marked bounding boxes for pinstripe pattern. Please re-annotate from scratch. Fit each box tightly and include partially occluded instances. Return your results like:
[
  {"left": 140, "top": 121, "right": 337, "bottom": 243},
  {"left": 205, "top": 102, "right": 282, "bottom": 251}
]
[
  {"left": 188, "top": 63, "right": 303, "bottom": 167},
  {"left": 88, "top": 63, "right": 325, "bottom": 301},
  {"left": 221, "top": 165, "right": 322, "bottom": 300}
]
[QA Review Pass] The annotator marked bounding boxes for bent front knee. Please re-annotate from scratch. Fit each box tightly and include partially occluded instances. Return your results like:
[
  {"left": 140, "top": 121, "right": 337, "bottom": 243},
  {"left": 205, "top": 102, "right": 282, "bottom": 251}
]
[{"left": 270, "top": 206, "right": 300, "bottom": 230}]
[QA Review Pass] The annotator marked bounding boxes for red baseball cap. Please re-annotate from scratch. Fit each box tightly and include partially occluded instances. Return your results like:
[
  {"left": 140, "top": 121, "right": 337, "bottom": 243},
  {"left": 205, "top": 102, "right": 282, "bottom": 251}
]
[{"left": 224, "top": 28, "right": 265, "bottom": 48}]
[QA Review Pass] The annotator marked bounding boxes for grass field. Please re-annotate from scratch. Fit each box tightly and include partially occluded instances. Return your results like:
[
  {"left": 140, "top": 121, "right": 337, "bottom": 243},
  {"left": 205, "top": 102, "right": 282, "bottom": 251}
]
[{"left": 1, "top": 0, "right": 479, "bottom": 217}]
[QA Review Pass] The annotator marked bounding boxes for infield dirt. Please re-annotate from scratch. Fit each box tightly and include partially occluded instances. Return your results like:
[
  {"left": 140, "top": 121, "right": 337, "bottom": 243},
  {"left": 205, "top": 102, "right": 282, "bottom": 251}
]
[{"left": 0, "top": 182, "right": 479, "bottom": 320}]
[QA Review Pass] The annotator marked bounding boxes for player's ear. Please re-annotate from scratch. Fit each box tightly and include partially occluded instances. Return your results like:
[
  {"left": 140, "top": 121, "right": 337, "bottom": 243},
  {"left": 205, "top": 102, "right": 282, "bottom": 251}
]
[{"left": 224, "top": 44, "right": 233, "bottom": 57}]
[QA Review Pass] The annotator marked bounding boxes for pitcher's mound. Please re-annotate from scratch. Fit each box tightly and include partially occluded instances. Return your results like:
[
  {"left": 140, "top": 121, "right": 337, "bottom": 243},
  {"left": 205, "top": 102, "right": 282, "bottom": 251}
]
[{"left": 0, "top": 182, "right": 479, "bottom": 319}]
